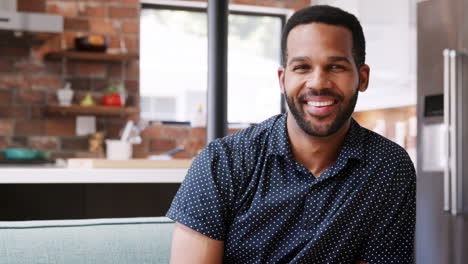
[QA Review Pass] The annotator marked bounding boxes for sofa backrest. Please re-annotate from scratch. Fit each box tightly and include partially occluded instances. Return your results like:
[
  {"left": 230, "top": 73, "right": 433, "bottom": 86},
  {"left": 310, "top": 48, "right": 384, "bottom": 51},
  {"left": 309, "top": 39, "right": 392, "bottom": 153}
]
[{"left": 0, "top": 217, "right": 174, "bottom": 264}]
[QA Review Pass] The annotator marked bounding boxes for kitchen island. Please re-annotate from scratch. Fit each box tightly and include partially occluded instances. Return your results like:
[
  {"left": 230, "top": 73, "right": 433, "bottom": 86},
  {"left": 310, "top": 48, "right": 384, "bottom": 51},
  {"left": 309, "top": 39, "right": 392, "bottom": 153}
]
[
  {"left": 0, "top": 167, "right": 187, "bottom": 183},
  {"left": 0, "top": 160, "right": 191, "bottom": 221}
]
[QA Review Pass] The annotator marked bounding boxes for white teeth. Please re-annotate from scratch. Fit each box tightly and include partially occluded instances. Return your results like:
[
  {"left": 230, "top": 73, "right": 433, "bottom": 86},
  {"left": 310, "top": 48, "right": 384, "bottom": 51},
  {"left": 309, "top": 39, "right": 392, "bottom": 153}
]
[{"left": 307, "top": 100, "right": 334, "bottom": 107}]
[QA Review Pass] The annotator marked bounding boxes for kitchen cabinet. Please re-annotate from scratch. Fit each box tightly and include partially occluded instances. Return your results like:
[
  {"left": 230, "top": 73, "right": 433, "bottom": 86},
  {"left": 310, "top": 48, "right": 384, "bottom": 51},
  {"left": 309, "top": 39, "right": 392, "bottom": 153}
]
[
  {"left": 0, "top": 184, "right": 179, "bottom": 220},
  {"left": 0, "top": 166, "right": 186, "bottom": 220}
]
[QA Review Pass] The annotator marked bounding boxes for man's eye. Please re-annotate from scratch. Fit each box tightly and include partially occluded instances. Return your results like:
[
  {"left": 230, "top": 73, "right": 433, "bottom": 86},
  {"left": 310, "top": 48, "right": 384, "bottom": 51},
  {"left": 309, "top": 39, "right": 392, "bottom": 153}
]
[
  {"left": 329, "top": 65, "right": 346, "bottom": 72},
  {"left": 293, "top": 65, "right": 310, "bottom": 71}
]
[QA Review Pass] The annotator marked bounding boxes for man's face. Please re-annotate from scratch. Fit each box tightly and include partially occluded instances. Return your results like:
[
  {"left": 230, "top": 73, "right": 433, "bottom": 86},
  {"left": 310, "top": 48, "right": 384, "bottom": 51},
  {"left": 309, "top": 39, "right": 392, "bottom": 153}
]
[{"left": 278, "top": 23, "right": 369, "bottom": 137}]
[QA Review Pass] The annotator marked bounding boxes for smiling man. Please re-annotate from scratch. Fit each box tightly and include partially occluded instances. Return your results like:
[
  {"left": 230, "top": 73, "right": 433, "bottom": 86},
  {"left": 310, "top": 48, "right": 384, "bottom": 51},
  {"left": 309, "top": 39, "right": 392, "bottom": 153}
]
[{"left": 167, "top": 5, "right": 416, "bottom": 264}]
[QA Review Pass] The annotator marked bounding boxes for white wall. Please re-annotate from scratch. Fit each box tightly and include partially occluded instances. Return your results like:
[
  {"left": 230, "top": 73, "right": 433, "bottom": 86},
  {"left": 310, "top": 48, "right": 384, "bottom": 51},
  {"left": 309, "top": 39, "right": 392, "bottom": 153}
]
[{"left": 312, "top": 0, "right": 417, "bottom": 111}]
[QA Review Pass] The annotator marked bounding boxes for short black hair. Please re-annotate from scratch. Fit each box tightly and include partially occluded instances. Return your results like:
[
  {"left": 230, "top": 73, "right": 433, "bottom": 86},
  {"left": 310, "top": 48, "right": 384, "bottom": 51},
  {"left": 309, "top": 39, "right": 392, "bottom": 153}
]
[{"left": 281, "top": 5, "right": 366, "bottom": 68}]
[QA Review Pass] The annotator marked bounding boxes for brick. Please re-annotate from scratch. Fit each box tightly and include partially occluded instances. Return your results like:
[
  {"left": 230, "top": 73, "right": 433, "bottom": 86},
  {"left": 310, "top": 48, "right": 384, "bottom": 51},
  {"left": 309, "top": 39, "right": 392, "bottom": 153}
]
[
  {"left": 0, "top": 46, "right": 30, "bottom": 57},
  {"left": 89, "top": 19, "right": 116, "bottom": 34},
  {"left": 43, "top": 61, "right": 63, "bottom": 75},
  {"left": 132, "top": 138, "right": 149, "bottom": 156},
  {"left": 91, "top": 79, "right": 110, "bottom": 92},
  {"left": 172, "top": 151, "right": 194, "bottom": 159},
  {"left": 11, "top": 136, "right": 28, "bottom": 147},
  {"left": 0, "top": 137, "right": 8, "bottom": 148},
  {"left": 15, "top": 121, "right": 44, "bottom": 135},
  {"left": 190, "top": 127, "right": 206, "bottom": 140},
  {"left": 183, "top": 138, "right": 206, "bottom": 152},
  {"left": 64, "top": 17, "right": 89, "bottom": 31},
  {"left": 29, "top": 136, "right": 59, "bottom": 150},
  {"left": 67, "top": 78, "right": 91, "bottom": 91},
  {"left": 0, "top": 120, "right": 13, "bottom": 135},
  {"left": 31, "top": 106, "right": 45, "bottom": 119},
  {"left": 0, "top": 90, "right": 12, "bottom": 104},
  {"left": 63, "top": 31, "right": 79, "bottom": 50},
  {"left": 46, "top": 2, "right": 78, "bottom": 16},
  {"left": 0, "top": 75, "right": 28, "bottom": 89},
  {"left": 51, "top": 151, "right": 76, "bottom": 159},
  {"left": 150, "top": 138, "right": 176, "bottom": 152},
  {"left": 108, "top": 35, "right": 121, "bottom": 50},
  {"left": 46, "top": 120, "right": 75, "bottom": 136},
  {"left": 140, "top": 125, "right": 162, "bottom": 138},
  {"left": 100, "top": 122, "right": 124, "bottom": 138},
  {"left": 121, "top": 21, "right": 139, "bottom": 34},
  {"left": 126, "top": 61, "right": 139, "bottom": 80},
  {"left": 126, "top": 93, "right": 138, "bottom": 107},
  {"left": 124, "top": 80, "right": 138, "bottom": 93},
  {"left": 62, "top": 137, "right": 89, "bottom": 151},
  {"left": 78, "top": 3, "right": 106, "bottom": 17},
  {"left": 118, "top": 0, "right": 140, "bottom": 4},
  {"left": 123, "top": 35, "right": 138, "bottom": 52},
  {"left": 109, "top": 7, "right": 138, "bottom": 19},
  {"left": 228, "top": 128, "right": 241, "bottom": 135},
  {"left": 160, "top": 126, "right": 190, "bottom": 139},
  {"left": 47, "top": 92, "right": 60, "bottom": 105},
  {"left": 0, "top": 59, "right": 14, "bottom": 73},
  {"left": 18, "top": 0, "right": 46, "bottom": 12},
  {"left": 108, "top": 63, "right": 123, "bottom": 78},
  {"left": 76, "top": 152, "right": 104, "bottom": 158},
  {"left": 30, "top": 38, "right": 61, "bottom": 60},
  {"left": 0, "top": 106, "right": 29, "bottom": 119},
  {"left": 14, "top": 61, "right": 44, "bottom": 74},
  {"left": 27, "top": 76, "right": 62, "bottom": 90},
  {"left": 76, "top": 62, "right": 107, "bottom": 78},
  {"left": 17, "top": 90, "right": 46, "bottom": 104}
]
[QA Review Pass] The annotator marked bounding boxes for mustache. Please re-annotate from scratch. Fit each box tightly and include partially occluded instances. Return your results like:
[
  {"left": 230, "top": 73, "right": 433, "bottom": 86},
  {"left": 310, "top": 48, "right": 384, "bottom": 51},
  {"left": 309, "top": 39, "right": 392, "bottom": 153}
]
[{"left": 298, "top": 89, "right": 344, "bottom": 102}]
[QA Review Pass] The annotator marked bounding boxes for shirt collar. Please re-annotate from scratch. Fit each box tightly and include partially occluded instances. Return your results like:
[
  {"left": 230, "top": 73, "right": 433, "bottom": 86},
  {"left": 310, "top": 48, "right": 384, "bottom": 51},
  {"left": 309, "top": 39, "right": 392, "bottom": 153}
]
[{"left": 267, "top": 113, "right": 365, "bottom": 162}]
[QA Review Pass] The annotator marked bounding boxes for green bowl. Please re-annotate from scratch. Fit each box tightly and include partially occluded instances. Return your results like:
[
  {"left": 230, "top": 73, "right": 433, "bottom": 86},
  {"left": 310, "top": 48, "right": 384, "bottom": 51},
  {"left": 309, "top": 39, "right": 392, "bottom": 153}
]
[{"left": 1, "top": 149, "right": 49, "bottom": 160}]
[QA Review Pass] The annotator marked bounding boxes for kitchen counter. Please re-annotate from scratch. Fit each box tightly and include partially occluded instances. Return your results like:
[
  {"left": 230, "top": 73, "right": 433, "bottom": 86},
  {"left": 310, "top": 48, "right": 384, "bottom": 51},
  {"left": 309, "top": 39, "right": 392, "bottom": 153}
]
[
  {"left": 0, "top": 159, "right": 191, "bottom": 184},
  {"left": 0, "top": 167, "right": 187, "bottom": 184}
]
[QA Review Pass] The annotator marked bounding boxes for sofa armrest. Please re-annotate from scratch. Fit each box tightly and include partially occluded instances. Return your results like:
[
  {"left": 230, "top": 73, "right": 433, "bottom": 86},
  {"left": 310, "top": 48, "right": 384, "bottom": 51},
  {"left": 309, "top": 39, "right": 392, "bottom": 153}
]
[{"left": 0, "top": 217, "right": 174, "bottom": 264}]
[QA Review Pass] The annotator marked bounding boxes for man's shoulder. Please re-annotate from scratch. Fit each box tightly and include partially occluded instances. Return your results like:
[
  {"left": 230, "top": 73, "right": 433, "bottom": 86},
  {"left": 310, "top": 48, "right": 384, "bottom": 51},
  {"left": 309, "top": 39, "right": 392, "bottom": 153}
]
[
  {"left": 358, "top": 125, "right": 414, "bottom": 169},
  {"left": 208, "top": 114, "right": 283, "bottom": 153}
]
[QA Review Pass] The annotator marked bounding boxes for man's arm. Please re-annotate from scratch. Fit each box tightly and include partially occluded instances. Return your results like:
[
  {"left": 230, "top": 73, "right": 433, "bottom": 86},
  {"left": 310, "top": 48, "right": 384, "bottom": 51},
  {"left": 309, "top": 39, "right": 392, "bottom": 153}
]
[
  {"left": 358, "top": 156, "right": 416, "bottom": 263},
  {"left": 170, "top": 222, "right": 224, "bottom": 264}
]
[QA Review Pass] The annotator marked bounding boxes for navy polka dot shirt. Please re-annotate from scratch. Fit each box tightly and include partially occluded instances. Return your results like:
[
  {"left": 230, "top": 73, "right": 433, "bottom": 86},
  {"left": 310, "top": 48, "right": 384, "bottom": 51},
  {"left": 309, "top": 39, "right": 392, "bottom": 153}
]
[{"left": 167, "top": 113, "right": 416, "bottom": 264}]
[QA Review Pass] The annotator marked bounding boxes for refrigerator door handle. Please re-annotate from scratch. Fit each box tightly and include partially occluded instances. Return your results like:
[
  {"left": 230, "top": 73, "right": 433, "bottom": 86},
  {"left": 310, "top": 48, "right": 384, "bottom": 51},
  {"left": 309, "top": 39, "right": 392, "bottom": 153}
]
[
  {"left": 443, "top": 49, "right": 451, "bottom": 212},
  {"left": 449, "top": 50, "right": 459, "bottom": 215}
]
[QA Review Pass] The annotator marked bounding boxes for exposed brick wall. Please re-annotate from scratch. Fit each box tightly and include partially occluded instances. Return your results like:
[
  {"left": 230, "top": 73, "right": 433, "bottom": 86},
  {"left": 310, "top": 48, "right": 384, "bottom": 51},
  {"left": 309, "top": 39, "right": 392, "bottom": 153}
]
[
  {"left": 0, "top": 0, "right": 140, "bottom": 158},
  {"left": 0, "top": 0, "right": 310, "bottom": 159}
]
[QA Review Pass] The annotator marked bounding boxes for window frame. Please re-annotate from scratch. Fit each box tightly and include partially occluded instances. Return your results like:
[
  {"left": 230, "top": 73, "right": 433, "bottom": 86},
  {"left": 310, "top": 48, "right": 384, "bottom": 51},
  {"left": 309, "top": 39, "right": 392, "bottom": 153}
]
[{"left": 140, "top": 0, "right": 293, "bottom": 125}]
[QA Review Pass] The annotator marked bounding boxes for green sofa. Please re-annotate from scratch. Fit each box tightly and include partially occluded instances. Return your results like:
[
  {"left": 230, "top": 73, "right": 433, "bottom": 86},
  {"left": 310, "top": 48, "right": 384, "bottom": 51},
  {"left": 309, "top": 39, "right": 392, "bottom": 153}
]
[{"left": 0, "top": 217, "right": 175, "bottom": 264}]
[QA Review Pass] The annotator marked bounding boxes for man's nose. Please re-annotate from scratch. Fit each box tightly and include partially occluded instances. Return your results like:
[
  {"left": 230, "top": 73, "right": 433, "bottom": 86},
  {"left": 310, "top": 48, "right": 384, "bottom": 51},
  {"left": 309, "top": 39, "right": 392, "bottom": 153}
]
[{"left": 305, "top": 70, "right": 329, "bottom": 89}]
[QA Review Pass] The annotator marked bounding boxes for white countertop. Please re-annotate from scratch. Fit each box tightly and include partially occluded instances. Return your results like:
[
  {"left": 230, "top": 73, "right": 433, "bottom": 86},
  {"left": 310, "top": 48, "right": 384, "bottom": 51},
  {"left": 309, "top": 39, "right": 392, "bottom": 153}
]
[{"left": 0, "top": 166, "right": 187, "bottom": 184}]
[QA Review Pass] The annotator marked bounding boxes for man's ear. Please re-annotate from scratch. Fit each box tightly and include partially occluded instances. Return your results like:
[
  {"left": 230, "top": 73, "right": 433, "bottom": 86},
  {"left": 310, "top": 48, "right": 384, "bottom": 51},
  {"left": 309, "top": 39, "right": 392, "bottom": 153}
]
[
  {"left": 278, "top": 66, "right": 285, "bottom": 93},
  {"left": 358, "top": 64, "right": 370, "bottom": 92}
]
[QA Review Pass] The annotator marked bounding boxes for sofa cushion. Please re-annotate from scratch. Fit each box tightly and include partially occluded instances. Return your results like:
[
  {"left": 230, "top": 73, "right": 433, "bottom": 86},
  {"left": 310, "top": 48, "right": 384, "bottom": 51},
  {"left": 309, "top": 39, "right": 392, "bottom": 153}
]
[{"left": 0, "top": 217, "right": 174, "bottom": 264}]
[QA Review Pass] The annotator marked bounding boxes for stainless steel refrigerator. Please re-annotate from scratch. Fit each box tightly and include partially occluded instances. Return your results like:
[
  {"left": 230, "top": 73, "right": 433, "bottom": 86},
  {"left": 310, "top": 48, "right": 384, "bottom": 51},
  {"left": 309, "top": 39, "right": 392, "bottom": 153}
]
[{"left": 417, "top": 0, "right": 468, "bottom": 263}]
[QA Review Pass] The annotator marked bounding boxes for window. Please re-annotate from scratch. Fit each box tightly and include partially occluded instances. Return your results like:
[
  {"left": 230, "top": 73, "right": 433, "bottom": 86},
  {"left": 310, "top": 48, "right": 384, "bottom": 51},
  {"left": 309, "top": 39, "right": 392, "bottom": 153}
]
[{"left": 140, "top": 1, "right": 289, "bottom": 124}]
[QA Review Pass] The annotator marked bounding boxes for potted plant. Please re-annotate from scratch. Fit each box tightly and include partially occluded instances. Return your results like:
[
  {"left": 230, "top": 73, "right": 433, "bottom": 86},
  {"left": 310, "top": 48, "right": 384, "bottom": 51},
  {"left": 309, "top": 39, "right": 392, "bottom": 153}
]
[{"left": 102, "top": 83, "right": 126, "bottom": 107}]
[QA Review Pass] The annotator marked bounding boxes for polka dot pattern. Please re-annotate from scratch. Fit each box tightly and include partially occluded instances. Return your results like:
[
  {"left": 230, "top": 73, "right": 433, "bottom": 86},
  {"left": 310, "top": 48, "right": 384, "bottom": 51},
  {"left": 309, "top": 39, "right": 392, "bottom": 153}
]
[{"left": 167, "top": 113, "right": 416, "bottom": 263}]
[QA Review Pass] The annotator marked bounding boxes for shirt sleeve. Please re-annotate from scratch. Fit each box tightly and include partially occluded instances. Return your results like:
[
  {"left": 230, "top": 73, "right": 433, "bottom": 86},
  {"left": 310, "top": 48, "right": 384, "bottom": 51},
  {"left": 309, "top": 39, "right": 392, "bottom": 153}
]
[
  {"left": 359, "top": 155, "right": 416, "bottom": 263},
  {"left": 166, "top": 140, "right": 239, "bottom": 241}
]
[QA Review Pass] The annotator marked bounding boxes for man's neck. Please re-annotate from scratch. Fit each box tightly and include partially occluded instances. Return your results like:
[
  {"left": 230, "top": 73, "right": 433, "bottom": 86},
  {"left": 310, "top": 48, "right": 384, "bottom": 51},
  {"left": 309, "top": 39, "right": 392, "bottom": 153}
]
[{"left": 286, "top": 115, "right": 351, "bottom": 178}]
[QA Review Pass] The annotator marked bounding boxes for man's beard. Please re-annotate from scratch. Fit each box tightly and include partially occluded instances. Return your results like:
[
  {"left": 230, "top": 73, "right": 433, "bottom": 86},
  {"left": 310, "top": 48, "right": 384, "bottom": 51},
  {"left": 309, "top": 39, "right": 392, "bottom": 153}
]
[{"left": 284, "top": 85, "right": 359, "bottom": 137}]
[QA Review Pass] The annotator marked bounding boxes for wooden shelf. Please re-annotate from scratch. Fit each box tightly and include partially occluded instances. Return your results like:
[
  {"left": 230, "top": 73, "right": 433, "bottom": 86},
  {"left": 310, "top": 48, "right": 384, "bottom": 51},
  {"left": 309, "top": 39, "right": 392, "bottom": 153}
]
[
  {"left": 45, "top": 51, "right": 139, "bottom": 62},
  {"left": 45, "top": 105, "right": 139, "bottom": 117}
]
